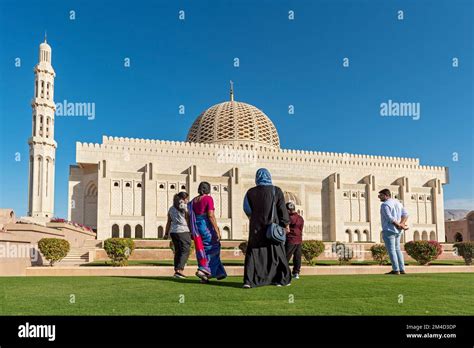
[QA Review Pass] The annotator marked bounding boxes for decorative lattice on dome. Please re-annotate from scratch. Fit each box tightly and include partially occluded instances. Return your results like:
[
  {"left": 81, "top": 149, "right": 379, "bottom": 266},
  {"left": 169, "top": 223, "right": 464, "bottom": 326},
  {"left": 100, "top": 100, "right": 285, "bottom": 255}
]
[{"left": 186, "top": 100, "right": 280, "bottom": 149}]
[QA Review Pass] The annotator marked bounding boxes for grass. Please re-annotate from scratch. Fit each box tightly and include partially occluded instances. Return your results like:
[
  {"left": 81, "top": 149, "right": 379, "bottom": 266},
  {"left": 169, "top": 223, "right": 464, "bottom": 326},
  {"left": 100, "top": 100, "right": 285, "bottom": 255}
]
[
  {"left": 0, "top": 274, "right": 473, "bottom": 315},
  {"left": 83, "top": 259, "right": 467, "bottom": 267}
]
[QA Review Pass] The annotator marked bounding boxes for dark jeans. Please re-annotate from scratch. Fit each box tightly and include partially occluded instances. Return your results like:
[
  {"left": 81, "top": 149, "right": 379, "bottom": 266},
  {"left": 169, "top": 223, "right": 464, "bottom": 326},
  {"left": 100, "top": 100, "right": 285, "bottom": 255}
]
[
  {"left": 285, "top": 243, "right": 302, "bottom": 275},
  {"left": 171, "top": 232, "right": 192, "bottom": 271}
]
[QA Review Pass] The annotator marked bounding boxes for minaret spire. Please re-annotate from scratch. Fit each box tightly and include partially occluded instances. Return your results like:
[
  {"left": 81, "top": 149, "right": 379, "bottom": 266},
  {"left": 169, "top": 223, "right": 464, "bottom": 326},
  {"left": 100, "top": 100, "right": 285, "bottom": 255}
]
[
  {"left": 28, "top": 39, "right": 57, "bottom": 219},
  {"left": 230, "top": 80, "right": 234, "bottom": 102}
]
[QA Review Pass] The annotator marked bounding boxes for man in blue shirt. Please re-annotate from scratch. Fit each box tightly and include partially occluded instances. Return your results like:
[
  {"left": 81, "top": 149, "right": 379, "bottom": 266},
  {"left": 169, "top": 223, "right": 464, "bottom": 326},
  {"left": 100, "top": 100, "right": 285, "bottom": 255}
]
[{"left": 378, "top": 189, "right": 409, "bottom": 275}]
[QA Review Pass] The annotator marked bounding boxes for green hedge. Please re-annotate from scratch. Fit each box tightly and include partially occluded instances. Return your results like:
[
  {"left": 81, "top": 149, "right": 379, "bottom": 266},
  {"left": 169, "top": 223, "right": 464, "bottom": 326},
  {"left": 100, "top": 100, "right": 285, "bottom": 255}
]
[
  {"left": 301, "top": 240, "right": 325, "bottom": 265},
  {"left": 404, "top": 240, "right": 442, "bottom": 265},
  {"left": 38, "top": 238, "right": 70, "bottom": 266},
  {"left": 370, "top": 244, "right": 389, "bottom": 265},
  {"left": 453, "top": 242, "right": 474, "bottom": 265},
  {"left": 103, "top": 238, "right": 135, "bottom": 266}
]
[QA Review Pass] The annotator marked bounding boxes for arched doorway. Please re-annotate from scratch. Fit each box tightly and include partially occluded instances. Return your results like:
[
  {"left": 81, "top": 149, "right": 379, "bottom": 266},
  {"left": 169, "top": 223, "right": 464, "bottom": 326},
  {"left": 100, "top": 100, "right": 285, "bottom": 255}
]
[
  {"left": 112, "top": 224, "right": 119, "bottom": 238},
  {"left": 135, "top": 225, "right": 143, "bottom": 239},
  {"left": 422, "top": 231, "right": 428, "bottom": 241},
  {"left": 363, "top": 230, "right": 369, "bottom": 242},
  {"left": 157, "top": 226, "right": 164, "bottom": 238},
  {"left": 414, "top": 231, "right": 420, "bottom": 241},
  {"left": 124, "top": 224, "right": 131, "bottom": 238},
  {"left": 222, "top": 226, "right": 230, "bottom": 240},
  {"left": 345, "top": 229, "right": 352, "bottom": 243},
  {"left": 429, "top": 231, "right": 436, "bottom": 241},
  {"left": 354, "top": 230, "right": 361, "bottom": 242},
  {"left": 84, "top": 182, "right": 98, "bottom": 230}
]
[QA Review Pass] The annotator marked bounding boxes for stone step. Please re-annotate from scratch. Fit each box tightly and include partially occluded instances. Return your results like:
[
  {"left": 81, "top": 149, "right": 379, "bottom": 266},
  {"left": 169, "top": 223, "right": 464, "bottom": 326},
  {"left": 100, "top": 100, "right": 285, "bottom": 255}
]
[
  {"left": 130, "top": 239, "right": 245, "bottom": 249},
  {"left": 94, "top": 247, "right": 464, "bottom": 262}
]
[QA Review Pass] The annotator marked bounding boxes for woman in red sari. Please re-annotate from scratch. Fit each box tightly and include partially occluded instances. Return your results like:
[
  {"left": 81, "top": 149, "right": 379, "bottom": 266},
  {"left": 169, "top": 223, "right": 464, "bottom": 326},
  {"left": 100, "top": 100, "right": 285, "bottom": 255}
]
[{"left": 188, "top": 181, "right": 227, "bottom": 283}]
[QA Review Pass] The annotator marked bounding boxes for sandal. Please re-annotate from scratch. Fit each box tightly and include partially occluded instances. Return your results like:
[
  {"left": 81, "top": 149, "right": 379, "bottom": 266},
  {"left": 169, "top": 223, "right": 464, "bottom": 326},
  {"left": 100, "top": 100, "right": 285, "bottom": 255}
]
[{"left": 195, "top": 270, "right": 209, "bottom": 281}]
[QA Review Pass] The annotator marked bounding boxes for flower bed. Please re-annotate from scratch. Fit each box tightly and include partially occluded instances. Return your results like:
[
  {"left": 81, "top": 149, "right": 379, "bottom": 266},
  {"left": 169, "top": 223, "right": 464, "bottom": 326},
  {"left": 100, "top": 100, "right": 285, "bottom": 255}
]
[{"left": 50, "top": 218, "right": 93, "bottom": 232}]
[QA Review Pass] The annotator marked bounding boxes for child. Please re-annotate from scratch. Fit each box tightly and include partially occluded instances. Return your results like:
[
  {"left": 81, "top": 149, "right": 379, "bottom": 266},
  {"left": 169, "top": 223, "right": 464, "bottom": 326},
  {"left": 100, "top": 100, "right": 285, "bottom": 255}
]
[{"left": 164, "top": 192, "right": 191, "bottom": 279}]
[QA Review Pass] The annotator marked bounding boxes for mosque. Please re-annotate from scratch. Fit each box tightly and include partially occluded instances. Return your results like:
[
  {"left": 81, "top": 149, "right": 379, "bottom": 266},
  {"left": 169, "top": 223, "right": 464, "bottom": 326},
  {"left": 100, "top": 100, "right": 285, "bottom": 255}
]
[{"left": 28, "top": 40, "right": 449, "bottom": 243}]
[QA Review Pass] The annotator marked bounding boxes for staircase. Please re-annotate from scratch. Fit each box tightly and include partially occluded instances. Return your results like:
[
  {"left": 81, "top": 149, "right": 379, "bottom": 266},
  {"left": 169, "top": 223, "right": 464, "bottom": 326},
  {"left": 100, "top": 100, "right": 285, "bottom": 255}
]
[{"left": 55, "top": 239, "right": 102, "bottom": 266}]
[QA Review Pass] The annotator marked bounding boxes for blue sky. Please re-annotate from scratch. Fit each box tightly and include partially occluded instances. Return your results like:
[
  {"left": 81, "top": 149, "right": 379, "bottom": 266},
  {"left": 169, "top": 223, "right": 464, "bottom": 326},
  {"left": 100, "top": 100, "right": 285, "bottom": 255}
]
[{"left": 0, "top": 0, "right": 473, "bottom": 218}]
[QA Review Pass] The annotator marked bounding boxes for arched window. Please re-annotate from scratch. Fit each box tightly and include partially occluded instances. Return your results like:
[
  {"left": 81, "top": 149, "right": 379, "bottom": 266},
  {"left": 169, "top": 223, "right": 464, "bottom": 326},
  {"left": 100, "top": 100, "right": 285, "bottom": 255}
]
[
  {"left": 157, "top": 226, "right": 164, "bottom": 238},
  {"left": 345, "top": 229, "right": 352, "bottom": 243},
  {"left": 124, "top": 224, "right": 131, "bottom": 238},
  {"left": 454, "top": 232, "right": 463, "bottom": 242},
  {"left": 113, "top": 181, "right": 119, "bottom": 187},
  {"left": 135, "top": 225, "right": 143, "bottom": 239},
  {"left": 363, "top": 230, "right": 369, "bottom": 242},
  {"left": 37, "top": 156, "right": 42, "bottom": 196},
  {"left": 125, "top": 182, "right": 131, "bottom": 188},
  {"left": 136, "top": 183, "right": 142, "bottom": 188},
  {"left": 422, "top": 231, "right": 428, "bottom": 241},
  {"left": 112, "top": 224, "right": 119, "bottom": 238},
  {"left": 414, "top": 231, "right": 420, "bottom": 241},
  {"left": 429, "top": 231, "right": 436, "bottom": 241},
  {"left": 354, "top": 230, "right": 361, "bottom": 242},
  {"left": 222, "top": 226, "right": 230, "bottom": 240}
]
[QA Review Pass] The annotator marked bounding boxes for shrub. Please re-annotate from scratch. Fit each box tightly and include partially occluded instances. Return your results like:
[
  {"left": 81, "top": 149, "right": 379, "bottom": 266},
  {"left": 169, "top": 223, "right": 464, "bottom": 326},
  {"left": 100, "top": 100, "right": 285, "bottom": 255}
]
[
  {"left": 301, "top": 240, "right": 325, "bottom": 265},
  {"left": 404, "top": 240, "right": 442, "bottom": 265},
  {"left": 370, "top": 244, "right": 389, "bottom": 265},
  {"left": 38, "top": 238, "right": 70, "bottom": 266},
  {"left": 453, "top": 242, "right": 474, "bottom": 265},
  {"left": 331, "top": 242, "right": 354, "bottom": 265},
  {"left": 169, "top": 240, "right": 195, "bottom": 254},
  {"left": 103, "top": 238, "right": 135, "bottom": 266},
  {"left": 238, "top": 241, "right": 248, "bottom": 255}
]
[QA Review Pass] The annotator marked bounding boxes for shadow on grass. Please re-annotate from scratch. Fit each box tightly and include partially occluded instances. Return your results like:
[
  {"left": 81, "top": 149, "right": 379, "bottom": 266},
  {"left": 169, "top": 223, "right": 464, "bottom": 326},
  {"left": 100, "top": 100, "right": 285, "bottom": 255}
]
[{"left": 115, "top": 276, "right": 244, "bottom": 289}]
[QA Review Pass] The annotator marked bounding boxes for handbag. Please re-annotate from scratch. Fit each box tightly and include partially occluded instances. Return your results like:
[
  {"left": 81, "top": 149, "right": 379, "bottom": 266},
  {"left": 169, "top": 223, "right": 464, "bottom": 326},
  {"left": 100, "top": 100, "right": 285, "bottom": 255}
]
[{"left": 266, "top": 186, "right": 286, "bottom": 244}]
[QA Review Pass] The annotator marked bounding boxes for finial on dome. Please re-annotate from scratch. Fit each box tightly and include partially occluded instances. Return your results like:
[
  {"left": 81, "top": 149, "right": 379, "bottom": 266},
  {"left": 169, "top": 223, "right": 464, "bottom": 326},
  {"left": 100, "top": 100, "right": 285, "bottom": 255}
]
[
  {"left": 44, "top": 31, "right": 47, "bottom": 43},
  {"left": 230, "top": 80, "right": 234, "bottom": 102}
]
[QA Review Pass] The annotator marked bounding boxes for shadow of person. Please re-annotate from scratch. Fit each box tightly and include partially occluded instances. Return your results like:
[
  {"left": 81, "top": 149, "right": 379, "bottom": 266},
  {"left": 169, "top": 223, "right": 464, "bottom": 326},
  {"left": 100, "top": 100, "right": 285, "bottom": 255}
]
[{"left": 115, "top": 276, "right": 244, "bottom": 289}]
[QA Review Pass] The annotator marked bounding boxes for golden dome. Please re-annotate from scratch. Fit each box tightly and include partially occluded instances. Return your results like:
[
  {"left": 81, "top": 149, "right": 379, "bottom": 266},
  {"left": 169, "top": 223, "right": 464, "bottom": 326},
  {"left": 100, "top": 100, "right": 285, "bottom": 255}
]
[{"left": 186, "top": 100, "right": 280, "bottom": 149}]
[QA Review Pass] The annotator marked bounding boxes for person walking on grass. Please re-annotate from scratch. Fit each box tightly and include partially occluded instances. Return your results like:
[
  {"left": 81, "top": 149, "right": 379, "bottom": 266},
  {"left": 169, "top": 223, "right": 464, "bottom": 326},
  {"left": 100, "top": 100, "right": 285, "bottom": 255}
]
[
  {"left": 188, "top": 182, "right": 227, "bottom": 284},
  {"left": 285, "top": 202, "right": 304, "bottom": 279},
  {"left": 164, "top": 192, "right": 192, "bottom": 279},
  {"left": 242, "top": 168, "right": 292, "bottom": 288},
  {"left": 378, "top": 189, "right": 409, "bottom": 275}
]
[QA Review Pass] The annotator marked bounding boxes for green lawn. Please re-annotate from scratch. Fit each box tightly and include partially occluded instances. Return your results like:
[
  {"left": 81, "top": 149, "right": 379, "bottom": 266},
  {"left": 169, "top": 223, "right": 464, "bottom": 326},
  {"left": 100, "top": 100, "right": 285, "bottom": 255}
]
[{"left": 1, "top": 274, "right": 473, "bottom": 315}]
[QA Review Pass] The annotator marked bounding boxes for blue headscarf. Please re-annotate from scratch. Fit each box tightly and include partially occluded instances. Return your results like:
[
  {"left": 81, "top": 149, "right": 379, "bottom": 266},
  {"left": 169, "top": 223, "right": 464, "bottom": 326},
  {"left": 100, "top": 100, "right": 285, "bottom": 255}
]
[{"left": 255, "top": 168, "right": 272, "bottom": 186}]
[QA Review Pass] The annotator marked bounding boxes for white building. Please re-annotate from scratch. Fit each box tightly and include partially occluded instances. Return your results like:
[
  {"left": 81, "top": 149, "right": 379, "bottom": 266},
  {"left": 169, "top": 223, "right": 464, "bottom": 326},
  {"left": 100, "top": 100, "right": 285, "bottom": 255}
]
[
  {"left": 27, "top": 38, "right": 56, "bottom": 220},
  {"left": 27, "top": 40, "right": 449, "bottom": 242}
]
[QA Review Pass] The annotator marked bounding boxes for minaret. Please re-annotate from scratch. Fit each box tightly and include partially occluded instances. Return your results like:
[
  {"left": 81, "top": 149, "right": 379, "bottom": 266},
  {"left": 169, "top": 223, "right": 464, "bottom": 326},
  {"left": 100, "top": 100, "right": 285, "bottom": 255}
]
[{"left": 27, "top": 36, "right": 57, "bottom": 219}]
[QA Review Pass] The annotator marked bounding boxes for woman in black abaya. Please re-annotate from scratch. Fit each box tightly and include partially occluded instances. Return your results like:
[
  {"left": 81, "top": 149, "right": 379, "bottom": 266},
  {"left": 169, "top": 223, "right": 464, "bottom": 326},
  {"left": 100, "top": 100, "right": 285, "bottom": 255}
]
[{"left": 242, "top": 168, "right": 291, "bottom": 288}]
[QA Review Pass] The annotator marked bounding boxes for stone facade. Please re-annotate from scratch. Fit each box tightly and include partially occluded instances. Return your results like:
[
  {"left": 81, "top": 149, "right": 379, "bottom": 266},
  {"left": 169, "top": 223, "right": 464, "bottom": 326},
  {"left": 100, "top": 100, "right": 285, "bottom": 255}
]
[{"left": 68, "top": 134, "right": 448, "bottom": 242}]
